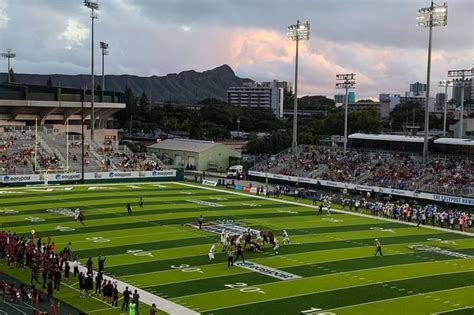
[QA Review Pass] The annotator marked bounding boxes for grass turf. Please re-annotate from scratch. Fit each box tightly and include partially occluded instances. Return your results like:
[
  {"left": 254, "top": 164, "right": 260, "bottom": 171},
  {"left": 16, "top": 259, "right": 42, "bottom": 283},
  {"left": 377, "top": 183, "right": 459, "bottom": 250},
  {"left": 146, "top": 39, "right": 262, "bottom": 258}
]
[{"left": 0, "top": 181, "right": 473, "bottom": 315}]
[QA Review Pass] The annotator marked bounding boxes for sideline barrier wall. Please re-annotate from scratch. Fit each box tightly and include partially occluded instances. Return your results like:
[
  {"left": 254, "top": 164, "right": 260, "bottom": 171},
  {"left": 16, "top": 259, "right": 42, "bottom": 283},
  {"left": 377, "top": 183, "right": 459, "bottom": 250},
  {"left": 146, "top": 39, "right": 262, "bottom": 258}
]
[
  {"left": 0, "top": 169, "right": 183, "bottom": 185},
  {"left": 248, "top": 171, "right": 474, "bottom": 206}
]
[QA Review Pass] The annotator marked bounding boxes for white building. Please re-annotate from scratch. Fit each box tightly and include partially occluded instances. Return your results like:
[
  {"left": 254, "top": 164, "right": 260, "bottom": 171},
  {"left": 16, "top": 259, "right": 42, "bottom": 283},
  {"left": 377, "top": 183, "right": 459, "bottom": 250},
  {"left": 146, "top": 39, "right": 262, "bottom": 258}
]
[
  {"left": 227, "top": 80, "right": 284, "bottom": 118},
  {"left": 379, "top": 93, "right": 401, "bottom": 112}
]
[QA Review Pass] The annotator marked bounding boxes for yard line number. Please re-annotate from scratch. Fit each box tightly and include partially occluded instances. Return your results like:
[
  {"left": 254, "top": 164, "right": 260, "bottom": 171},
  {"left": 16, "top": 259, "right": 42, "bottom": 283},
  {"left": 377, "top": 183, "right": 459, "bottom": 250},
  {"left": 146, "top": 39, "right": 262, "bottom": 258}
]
[
  {"left": 224, "top": 282, "right": 265, "bottom": 294},
  {"left": 170, "top": 264, "right": 204, "bottom": 274}
]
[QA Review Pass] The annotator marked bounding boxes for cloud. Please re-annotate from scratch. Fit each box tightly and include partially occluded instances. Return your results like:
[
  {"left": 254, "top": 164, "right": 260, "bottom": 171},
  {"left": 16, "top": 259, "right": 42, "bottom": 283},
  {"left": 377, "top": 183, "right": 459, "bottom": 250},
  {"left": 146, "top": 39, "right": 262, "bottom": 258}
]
[
  {"left": 58, "top": 18, "right": 89, "bottom": 50},
  {"left": 181, "top": 25, "right": 191, "bottom": 32},
  {"left": 1, "top": 0, "right": 471, "bottom": 99},
  {"left": 0, "top": 0, "right": 9, "bottom": 29}
]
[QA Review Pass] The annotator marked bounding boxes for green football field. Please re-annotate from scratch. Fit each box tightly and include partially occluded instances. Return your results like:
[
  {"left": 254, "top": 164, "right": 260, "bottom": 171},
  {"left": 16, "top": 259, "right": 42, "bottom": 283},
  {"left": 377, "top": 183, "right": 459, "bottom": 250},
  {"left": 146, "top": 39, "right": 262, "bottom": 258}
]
[{"left": 0, "top": 181, "right": 473, "bottom": 315}]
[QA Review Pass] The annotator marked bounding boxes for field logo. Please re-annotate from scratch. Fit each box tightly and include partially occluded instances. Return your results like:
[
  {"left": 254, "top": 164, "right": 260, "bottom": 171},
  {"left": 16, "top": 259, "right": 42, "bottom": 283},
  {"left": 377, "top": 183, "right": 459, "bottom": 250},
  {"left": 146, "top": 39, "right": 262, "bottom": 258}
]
[
  {"left": 322, "top": 218, "right": 344, "bottom": 223},
  {"left": 46, "top": 208, "right": 76, "bottom": 217},
  {"left": 55, "top": 225, "right": 75, "bottom": 232},
  {"left": 186, "top": 199, "right": 222, "bottom": 207},
  {"left": 408, "top": 245, "right": 472, "bottom": 259},
  {"left": 25, "top": 217, "right": 45, "bottom": 222},
  {"left": 0, "top": 209, "right": 19, "bottom": 214},
  {"left": 235, "top": 261, "right": 301, "bottom": 281},
  {"left": 370, "top": 227, "right": 395, "bottom": 233},
  {"left": 185, "top": 220, "right": 259, "bottom": 236}
]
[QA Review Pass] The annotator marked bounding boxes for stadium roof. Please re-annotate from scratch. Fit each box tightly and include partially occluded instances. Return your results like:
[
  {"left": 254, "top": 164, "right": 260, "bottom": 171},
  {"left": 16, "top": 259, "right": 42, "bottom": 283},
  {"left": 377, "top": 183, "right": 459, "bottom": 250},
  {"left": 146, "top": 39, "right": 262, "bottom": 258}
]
[
  {"left": 148, "top": 139, "right": 219, "bottom": 153},
  {"left": 0, "top": 83, "right": 125, "bottom": 124},
  {"left": 348, "top": 133, "right": 431, "bottom": 143},
  {"left": 434, "top": 138, "right": 474, "bottom": 146}
]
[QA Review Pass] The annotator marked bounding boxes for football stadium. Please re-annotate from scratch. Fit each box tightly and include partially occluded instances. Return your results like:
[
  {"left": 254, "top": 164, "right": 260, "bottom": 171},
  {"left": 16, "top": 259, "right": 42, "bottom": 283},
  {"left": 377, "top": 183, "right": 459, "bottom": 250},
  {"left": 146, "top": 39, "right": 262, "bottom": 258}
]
[
  {"left": 1, "top": 1, "right": 473, "bottom": 314},
  {"left": 0, "top": 182, "right": 473, "bottom": 315}
]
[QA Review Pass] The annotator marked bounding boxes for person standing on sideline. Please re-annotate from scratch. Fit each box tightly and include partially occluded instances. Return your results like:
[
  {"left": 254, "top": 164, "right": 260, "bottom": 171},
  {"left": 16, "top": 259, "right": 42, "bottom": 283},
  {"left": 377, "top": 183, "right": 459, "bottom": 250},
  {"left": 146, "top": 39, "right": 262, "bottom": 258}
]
[
  {"left": 129, "top": 302, "right": 137, "bottom": 315},
  {"left": 64, "top": 261, "right": 70, "bottom": 284},
  {"left": 132, "top": 289, "right": 140, "bottom": 314},
  {"left": 149, "top": 303, "right": 157, "bottom": 315},
  {"left": 198, "top": 215, "right": 204, "bottom": 229},
  {"left": 54, "top": 267, "right": 61, "bottom": 291},
  {"left": 139, "top": 197, "right": 144, "bottom": 209},
  {"left": 127, "top": 203, "right": 133, "bottom": 215},
  {"left": 72, "top": 257, "right": 79, "bottom": 277},
  {"left": 122, "top": 286, "right": 131, "bottom": 311},
  {"left": 98, "top": 256, "right": 106, "bottom": 273},
  {"left": 374, "top": 239, "right": 383, "bottom": 256},
  {"left": 95, "top": 272, "right": 103, "bottom": 295},
  {"left": 112, "top": 284, "right": 119, "bottom": 307},
  {"left": 47, "top": 279, "right": 53, "bottom": 301},
  {"left": 318, "top": 203, "right": 323, "bottom": 216}
]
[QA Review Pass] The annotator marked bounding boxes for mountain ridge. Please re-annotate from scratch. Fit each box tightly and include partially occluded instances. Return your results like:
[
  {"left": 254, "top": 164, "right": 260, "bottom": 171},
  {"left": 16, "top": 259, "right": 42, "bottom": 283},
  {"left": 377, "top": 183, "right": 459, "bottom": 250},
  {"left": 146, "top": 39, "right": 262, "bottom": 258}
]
[{"left": 1, "top": 64, "right": 253, "bottom": 102}]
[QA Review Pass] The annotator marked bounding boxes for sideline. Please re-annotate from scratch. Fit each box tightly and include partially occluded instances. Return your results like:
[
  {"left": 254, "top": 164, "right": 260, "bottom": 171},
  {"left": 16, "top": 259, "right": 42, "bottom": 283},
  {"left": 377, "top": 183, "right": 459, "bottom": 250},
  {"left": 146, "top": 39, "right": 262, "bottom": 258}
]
[
  {"left": 75, "top": 264, "right": 199, "bottom": 315},
  {"left": 174, "top": 182, "right": 474, "bottom": 237}
]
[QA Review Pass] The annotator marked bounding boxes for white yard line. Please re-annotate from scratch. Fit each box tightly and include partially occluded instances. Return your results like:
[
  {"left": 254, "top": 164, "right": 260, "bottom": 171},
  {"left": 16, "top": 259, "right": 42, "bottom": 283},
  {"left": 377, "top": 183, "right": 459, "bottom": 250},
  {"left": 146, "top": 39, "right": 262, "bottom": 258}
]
[
  {"left": 202, "top": 273, "right": 473, "bottom": 313},
  {"left": 174, "top": 182, "right": 474, "bottom": 237},
  {"left": 327, "top": 285, "right": 474, "bottom": 313}
]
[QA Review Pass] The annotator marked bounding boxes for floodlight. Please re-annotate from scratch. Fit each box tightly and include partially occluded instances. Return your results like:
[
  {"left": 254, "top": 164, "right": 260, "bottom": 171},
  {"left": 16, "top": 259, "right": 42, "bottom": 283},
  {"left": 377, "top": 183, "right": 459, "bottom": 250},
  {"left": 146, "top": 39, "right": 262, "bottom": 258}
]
[
  {"left": 336, "top": 73, "right": 356, "bottom": 155},
  {"left": 287, "top": 20, "right": 310, "bottom": 151}
]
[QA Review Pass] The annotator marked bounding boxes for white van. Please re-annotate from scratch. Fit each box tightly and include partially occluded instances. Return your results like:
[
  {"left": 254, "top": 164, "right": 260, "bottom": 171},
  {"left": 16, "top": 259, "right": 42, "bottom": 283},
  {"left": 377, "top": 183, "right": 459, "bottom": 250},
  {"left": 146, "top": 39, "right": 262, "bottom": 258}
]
[{"left": 227, "top": 165, "right": 243, "bottom": 179}]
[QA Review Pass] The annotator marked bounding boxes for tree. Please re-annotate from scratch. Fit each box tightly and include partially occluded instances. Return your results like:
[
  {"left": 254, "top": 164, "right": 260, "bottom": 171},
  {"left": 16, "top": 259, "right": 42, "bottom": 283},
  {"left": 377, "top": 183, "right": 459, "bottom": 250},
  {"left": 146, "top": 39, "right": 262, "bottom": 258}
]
[
  {"left": 390, "top": 102, "right": 424, "bottom": 131},
  {"left": 139, "top": 92, "right": 149, "bottom": 111},
  {"left": 46, "top": 77, "right": 53, "bottom": 86}
]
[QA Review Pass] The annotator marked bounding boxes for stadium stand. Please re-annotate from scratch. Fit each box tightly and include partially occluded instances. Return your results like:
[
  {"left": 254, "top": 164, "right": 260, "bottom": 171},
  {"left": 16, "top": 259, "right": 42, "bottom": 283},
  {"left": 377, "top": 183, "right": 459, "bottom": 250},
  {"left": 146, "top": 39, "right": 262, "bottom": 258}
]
[
  {"left": 252, "top": 144, "right": 473, "bottom": 197},
  {"left": 0, "top": 83, "right": 165, "bottom": 175}
]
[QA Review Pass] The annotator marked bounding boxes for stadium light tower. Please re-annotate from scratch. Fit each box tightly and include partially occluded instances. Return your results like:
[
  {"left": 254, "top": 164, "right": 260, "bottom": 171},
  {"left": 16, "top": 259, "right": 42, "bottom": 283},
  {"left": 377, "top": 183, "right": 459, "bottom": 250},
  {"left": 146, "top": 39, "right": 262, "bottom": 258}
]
[
  {"left": 438, "top": 79, "right": 453, "bottom": 136},
  {"left": 417, "top": 1, "right": 448, "bottom": 163},
  {"left": 84, "top": 0, "right": 99, "bottom": 141},
  {"left": 336, "top": 73, "right": 356, "bottom": 154},
  {"left": 100, "top": 41, "right": 108, "bottom": 97},
  {"left": 1, "top": 49, "right": 16, "bottom": 83},
  {"left": 448, "top": 69, "right": 473, "bottom": 138},
  {"left": 287, "top": 20, "right": 310, "bottom": 152}
]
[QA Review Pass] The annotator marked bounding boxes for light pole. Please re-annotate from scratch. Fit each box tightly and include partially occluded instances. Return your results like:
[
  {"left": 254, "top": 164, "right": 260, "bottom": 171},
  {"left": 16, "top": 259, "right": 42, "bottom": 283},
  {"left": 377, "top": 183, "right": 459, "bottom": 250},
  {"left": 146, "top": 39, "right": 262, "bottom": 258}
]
[
  {"left": 438, "top": 80, "right": 453, "bottom": 136},
  {"left": 84, "top": 0, "right": 99, "bottom": 141},
  {"left": 1, "top": 49, "right": 16, "bottom": 83},
  {"left": 417, "top": 1, "right": 448, "bottom": 163},
  {"left": 448, "top": 69, "right": 473, "bottom": 138},
  {"left": 287, "top": 20, "right": 310, "bottom": 153},
  {"left": 100, "top": 41, "right": 108, "bottom": 98},
  {"left": 236, "top": 117, "right": 241, "bottom": 139},
  {"left": 336, "top": 73, "right": 356, "bottom": 154},
  {"left": 81, "top": 87, "right": 86, "bottom": 183}
]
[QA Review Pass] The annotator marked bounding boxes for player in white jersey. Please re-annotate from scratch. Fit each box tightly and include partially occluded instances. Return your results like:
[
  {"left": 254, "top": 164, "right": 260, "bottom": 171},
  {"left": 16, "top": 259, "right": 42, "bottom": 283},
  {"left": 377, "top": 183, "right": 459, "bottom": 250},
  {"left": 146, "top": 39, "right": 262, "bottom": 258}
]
[
  {"left": 273, "top": 238, "right": 280, "bottom": 255},
  {"left": 208, "top": 244, "right": 216, "bottom": 263},
  {"left": 220, "top": 230, "right": 228, "bottom": 251},
  {"left": 283, "top": 230, "right": 290, "bottom": 245},
  {"left": 256, "top": 231, "right": 263, "bottom": 245},
  {"left": 74, "top": 208, "right": 80, "bottom": 221}
]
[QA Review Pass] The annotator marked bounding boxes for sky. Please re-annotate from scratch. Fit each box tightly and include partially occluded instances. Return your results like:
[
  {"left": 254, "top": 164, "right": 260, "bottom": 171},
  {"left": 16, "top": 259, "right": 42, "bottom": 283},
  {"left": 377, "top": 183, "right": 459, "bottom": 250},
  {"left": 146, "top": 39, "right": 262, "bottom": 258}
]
[{"left": 0, "top": 0, "right": 472, "bottom": 99}]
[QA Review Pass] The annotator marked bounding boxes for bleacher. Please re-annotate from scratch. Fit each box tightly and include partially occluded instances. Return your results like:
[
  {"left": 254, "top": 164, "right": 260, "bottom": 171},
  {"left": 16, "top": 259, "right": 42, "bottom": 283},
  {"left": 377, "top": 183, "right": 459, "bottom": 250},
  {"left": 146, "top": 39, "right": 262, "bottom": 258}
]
[
  {"left": 252, "top": 145, "right": 474, "bottom": 197},
  {"left": 0, "top": 126, "right": 165, "bottom": 175}
]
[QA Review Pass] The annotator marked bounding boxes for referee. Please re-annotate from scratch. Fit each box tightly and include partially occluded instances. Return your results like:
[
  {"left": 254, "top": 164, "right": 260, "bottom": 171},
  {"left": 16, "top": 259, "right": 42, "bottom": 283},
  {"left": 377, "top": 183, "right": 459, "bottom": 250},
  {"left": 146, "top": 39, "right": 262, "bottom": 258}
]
[{"left": 374, "top": 238, "right": 383, "bottom": 256}]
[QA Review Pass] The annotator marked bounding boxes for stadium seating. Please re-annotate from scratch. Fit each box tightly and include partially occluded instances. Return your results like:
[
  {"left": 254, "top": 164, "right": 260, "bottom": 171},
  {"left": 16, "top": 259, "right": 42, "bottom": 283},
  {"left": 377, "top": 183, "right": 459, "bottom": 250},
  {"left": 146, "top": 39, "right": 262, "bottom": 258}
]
[
  {"left": 252, "top": 145, "right": 473, "bottom": 197},
  {"left": 0, "top": 127, "right": 165, "bottom": 175}
]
